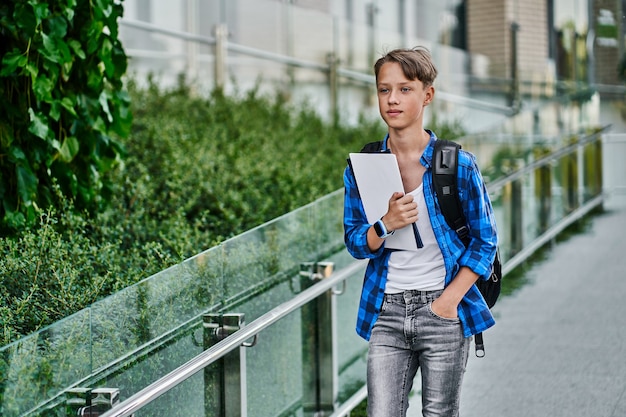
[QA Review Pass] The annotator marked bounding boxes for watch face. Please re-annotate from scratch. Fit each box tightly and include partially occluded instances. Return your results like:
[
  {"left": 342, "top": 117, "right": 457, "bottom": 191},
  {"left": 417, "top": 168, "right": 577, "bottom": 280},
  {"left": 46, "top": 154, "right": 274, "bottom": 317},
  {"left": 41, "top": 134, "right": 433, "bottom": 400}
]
[{"left": 374, "top": 220, "right": 385, "bottom": 237}]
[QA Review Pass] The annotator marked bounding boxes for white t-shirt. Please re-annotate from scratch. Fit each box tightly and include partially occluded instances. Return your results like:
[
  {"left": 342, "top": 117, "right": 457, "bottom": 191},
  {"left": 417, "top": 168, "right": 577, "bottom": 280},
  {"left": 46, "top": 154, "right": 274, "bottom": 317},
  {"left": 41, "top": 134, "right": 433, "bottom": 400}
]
[{"left": 385, "top": 184, "right": 446, "bottom": 293}]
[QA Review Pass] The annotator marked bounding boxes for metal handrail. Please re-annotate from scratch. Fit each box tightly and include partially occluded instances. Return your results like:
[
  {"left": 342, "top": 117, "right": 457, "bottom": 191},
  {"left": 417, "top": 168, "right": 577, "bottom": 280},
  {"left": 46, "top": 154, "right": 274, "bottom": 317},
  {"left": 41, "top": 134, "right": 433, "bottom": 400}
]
[
  {"left": 100, "top": 259, "right": 368, "bottom": 417},
  {"left": 121, "top": 18, "right": 216, "bottom": 45},
  {"left": 120, "top": 18, "right": 327, "bottom": 71}
]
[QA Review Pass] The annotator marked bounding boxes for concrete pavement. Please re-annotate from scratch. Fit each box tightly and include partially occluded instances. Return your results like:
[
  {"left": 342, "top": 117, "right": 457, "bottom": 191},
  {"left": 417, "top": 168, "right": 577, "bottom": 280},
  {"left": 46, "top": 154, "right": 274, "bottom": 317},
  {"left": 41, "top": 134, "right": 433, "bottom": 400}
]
[{"left": 459, "top": 205, "right": 626, "bottom": 417}]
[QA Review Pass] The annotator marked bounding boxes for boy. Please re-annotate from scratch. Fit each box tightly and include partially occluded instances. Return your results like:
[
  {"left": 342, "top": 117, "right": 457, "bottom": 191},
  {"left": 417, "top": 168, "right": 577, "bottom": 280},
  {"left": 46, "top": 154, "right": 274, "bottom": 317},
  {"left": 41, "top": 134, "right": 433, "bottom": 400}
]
[{"left": 343, "top": 47, "right": 498, "bottom": 417}]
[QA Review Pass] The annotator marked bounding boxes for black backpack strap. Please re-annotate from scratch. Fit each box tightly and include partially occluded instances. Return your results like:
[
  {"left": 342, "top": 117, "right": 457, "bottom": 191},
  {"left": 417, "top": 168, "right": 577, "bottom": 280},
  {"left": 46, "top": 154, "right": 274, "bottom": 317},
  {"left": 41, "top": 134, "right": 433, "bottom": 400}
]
[
  {"left": 433, "top": 139, "right": 487, "bottom": 357},
  {"left": 432, "top": 139, "right": 469, "bottom": 244},
  {"left": 360, "top": 141, "right": 385, "bottom": 153},
  {"left": 474, "top": 332, "right": 485, "bottom": 358}
]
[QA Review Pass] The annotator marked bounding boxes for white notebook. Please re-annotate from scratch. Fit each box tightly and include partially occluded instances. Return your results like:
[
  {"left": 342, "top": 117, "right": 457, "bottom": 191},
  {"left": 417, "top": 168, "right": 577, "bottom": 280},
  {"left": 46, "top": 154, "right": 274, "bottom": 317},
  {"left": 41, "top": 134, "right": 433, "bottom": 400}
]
[{"left": 349, "top": 152, "right": 420, "bottom": 250}]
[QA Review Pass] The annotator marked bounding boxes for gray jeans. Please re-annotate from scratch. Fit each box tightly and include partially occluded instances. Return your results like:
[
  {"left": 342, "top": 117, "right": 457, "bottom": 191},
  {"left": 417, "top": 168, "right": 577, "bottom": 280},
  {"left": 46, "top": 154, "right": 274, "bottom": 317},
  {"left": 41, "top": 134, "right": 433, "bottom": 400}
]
[{"left": 367, "top": 289, "right": 470, "bottom": 417}]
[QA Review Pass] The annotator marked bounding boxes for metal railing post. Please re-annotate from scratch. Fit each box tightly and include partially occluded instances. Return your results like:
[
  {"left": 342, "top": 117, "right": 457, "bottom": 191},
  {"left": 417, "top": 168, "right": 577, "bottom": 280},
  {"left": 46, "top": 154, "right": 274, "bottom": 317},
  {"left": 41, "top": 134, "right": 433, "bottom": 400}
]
[
  {"left": 327, "top": 52, "right": 339, "bottom": 124},
  {"left": 185, "top": 0, "right": 198, "bottom": 81},
  {"left": 204, "top": 313, "right": 248, "bottom": 417},
  {"left": 509, "top": 22, "right": 520, "bottom": 110},
  {"left": 300, "top": 262, "right": 337, "bottom": 417},
  {"left": 563, "top": 142, "right": 579, "bottom": 212},
  {"left": 534, "top": 147, "right": 552, "bottom": 234},
  {"left": 214, "top": 24, "right": 228, "bottom": 89}
]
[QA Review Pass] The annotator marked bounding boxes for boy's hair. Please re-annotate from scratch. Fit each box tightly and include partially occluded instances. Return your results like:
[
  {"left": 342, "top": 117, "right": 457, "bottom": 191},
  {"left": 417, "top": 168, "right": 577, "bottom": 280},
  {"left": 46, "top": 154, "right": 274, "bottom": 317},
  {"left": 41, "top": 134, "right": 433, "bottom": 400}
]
[{"left": 374, "top": 47, "right": 438, "bottom": 88}]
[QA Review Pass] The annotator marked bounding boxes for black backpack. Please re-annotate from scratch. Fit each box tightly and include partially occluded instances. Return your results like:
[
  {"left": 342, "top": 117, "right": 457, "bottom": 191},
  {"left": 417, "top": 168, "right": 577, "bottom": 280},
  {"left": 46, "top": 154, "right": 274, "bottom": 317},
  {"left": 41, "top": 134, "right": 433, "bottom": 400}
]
[
  {"left": 432, "top": 139, "right": 501, "bottom": 357},
  {"left": 359, "top": 139, "right": 502, "bottom": 357}
]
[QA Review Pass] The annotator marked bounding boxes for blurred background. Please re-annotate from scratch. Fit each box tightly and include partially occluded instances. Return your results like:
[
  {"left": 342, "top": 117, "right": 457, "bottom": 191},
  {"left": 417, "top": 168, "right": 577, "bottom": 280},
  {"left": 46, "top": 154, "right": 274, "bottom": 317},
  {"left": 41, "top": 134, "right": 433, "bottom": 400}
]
[{"left": 119, "top": 0, "right": 626, "bottom": 132}]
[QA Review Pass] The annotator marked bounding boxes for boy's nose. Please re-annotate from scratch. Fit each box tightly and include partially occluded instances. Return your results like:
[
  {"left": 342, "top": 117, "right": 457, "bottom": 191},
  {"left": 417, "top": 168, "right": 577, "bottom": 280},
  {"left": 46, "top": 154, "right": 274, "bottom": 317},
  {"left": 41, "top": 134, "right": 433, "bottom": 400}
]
[{"left": 388, "top": 91, "right": 400, "bottom": 104}]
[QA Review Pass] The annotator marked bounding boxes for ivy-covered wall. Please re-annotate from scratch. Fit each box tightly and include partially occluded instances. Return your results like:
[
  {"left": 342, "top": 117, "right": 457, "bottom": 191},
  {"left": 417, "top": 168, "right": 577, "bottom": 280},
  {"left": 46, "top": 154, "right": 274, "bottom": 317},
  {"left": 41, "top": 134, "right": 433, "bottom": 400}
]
[{"left": 0, "top": 0, "right": 131, "bottom": 232}]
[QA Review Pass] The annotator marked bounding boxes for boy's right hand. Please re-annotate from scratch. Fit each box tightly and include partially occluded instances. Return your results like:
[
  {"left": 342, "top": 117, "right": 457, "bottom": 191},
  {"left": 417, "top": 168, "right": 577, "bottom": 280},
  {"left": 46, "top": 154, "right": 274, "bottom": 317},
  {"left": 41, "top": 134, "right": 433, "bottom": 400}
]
[{"left": 383, "top": 191, "right": 419, "bottom": 231}]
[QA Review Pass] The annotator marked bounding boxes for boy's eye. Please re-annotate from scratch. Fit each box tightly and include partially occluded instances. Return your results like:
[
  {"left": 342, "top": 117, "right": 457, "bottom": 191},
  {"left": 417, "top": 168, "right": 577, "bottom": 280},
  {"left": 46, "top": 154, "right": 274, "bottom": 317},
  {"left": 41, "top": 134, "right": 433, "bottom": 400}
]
[
  {"left": 378, "top": 88, "right": 389, "bottom": 93},
  {"left": 401, "top": 87, "right": 411, "bottom": 92}
]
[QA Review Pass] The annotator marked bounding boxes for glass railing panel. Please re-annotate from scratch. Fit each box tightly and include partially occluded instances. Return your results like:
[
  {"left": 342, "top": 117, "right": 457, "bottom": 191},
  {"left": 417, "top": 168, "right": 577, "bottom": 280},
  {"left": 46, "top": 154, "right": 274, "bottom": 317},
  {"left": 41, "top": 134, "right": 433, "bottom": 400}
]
[
  {"left": 220, "top": 191, "right": 344, "bottom": 321},
  {"left": 89, "top": 250, "right": 224, "bottom": 370},
  {"left": 122, "top": 371, "right": 205, "bottom": 417},
  {"left": 582, "top": 140, "right": 603, "bottom": 203},
  {"left": 220, "top": 209, "right": 315, "bottom": 318},
  {"left": 144, "top": 254, "right": 224, "bottom": 336},
  {"left": 0, "top": 310, "right": 91, "bottom": 417},
  {"left": 97, "top": 323, "right": 205, "bottom": 416},
  {"left": 332, "top": 251, "right": 369, "bottom": 403},
  {"left": 244, "top": 306, "right": 304, "bottom": 417},
  {"left": 0, "top": 246, "right": 227, "bottom": 417},
  {"left": 312, "top": 190, "right": 345, "bottom": 258},
  {"left": 490, "top": 182, "right": 515, "bottom": 264}
]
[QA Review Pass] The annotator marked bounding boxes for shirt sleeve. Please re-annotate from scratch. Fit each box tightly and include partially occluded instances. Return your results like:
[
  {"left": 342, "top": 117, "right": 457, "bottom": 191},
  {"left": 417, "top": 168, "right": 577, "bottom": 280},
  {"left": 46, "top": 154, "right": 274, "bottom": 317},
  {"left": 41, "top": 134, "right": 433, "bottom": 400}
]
[{"left": 343, "top": 165, "right": 385, "bottom": 259}]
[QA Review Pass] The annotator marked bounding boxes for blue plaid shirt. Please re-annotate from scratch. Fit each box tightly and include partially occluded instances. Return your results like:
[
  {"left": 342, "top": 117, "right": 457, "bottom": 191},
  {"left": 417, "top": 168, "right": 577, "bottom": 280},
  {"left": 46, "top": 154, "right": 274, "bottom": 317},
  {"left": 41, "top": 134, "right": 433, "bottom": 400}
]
[{"left": 343, "top": 131, "right": 498, "bottom": 340}]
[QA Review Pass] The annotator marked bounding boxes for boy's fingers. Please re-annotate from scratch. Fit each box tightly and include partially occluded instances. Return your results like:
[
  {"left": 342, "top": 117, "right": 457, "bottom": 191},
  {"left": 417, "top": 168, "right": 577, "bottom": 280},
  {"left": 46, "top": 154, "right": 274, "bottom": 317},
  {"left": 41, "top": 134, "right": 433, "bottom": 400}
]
[{"left": 390, "top": 191, "right": 404, "bottom": 201}]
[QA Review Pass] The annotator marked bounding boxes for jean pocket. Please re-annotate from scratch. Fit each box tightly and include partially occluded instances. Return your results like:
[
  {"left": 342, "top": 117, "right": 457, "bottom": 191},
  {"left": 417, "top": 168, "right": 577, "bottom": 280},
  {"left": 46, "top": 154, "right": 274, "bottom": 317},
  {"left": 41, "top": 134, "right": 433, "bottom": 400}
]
[{"left": 427, "top": 302, "right": 460, "bottom": 324}]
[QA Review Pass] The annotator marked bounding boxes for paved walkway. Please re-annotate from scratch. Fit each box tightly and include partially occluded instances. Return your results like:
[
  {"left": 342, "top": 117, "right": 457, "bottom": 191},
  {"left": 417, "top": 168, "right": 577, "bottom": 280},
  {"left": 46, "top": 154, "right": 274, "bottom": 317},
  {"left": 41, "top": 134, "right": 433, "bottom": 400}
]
[
  {"left": 404, "top": 203, "right": 626, "bottom": 416},
  {"left": 459, "top": 204, "right": 626, "bottom": 417}
]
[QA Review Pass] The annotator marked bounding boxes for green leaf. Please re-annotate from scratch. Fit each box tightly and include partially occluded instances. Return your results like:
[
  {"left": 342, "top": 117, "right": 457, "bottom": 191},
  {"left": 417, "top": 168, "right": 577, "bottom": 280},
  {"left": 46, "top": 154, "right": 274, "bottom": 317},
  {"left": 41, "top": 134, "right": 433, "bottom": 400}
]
[
  {"left": 93, "top": 116, "right": 107, "bottom": 133},
  {"left": 59, "top": 136, "right": 79, "bottom": 162},
  {"left": 41, "top": 33, "right": 61, "bottom": 62},
  {"left": 41, "top": 33, "right": 71, "bottom": 64},
  {"left": 8, "top": 146, "right": 27, "bottom": 164},
  {"left": 85, "top": 21, "right": 104, "bottom": 53},
  {"left": 87, "top": 70, "right": 103, "bottom": 90},
  {"left": 99, "top": 91, "right": 113, "bottom": 122},
  {"left": 24, "top": 62, "right": 39, "bottom": 78},
  {"left": 68, "top": 39, "right": 86, "bottom": 60},
  {"left": 33, "top": 76, "right": 55, "bottom": 102},
  {"left": 62, "top": 60, "right": 74, "bottom": 82},
  {"left": 0, "top": 50, "right": 28, "bottom": 76},
  {"left": 46, "top": 15, "right": 68, "bottom": 38},
  {"left": 28, "top": 108, "right": 50, "bottom": 139},
  {"left": 29, "top": 1, "right": 50, "bottom": 24},
  {"left": 110, "top": 45, "right": 128, "bottom": 78},
  {"left": 14, "top": 2, "right": 37, "bottom": 35},
  {"left": 63, "top": 0, "right": 77, "bottom": 21},
  {"left": 16, "top": 164, "right": 38, "bottom": 205},
  {"left": 50, "top": 138, "right": 62, "bottom": 152},
  {"left": 99, "top": 38, "right": 114, "bottom": 78},
  {"left": 50, "top": 101, "right": 62, "bottom": 121},
  {"left": 60, "top": 97, "right": 78, "bottom": 117}
]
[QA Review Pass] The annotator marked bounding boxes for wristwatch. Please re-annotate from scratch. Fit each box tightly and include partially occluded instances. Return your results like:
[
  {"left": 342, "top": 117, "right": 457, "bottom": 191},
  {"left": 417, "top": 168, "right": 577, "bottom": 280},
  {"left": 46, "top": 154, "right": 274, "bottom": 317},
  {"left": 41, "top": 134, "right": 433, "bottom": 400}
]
[{"left": 373, "top": 218, "right": 394, "bottom": 238}]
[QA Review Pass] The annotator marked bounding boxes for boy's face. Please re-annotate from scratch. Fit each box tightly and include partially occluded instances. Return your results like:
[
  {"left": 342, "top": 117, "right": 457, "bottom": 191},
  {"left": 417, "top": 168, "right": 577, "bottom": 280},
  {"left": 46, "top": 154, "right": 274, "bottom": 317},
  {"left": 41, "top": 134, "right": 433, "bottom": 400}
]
[{"left": 376, "top": 62, "right": 434, "bottom": 132}]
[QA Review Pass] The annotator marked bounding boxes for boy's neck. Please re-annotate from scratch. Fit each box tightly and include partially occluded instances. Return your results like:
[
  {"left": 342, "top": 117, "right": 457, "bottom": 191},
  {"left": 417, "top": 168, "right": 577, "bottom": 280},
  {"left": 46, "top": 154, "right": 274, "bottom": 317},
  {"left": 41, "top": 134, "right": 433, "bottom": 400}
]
[{"left": 388, "top": 128, "right": 430, "bottom": 154}]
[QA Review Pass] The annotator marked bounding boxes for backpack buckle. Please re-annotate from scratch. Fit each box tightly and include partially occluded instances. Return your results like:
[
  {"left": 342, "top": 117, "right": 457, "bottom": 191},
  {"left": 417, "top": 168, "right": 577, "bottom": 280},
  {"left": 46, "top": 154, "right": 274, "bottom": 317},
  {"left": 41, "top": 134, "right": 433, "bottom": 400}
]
[{"left": 455, "top": 225, "right": 469, "bottom": 240}]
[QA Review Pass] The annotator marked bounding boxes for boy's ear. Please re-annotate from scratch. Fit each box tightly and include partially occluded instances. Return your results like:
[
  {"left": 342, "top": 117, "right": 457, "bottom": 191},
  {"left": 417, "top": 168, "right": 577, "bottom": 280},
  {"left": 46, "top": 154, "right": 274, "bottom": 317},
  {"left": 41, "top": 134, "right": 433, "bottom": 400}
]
[{"left": 424, "top": 86, "right": 435, "bottom": 106}]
